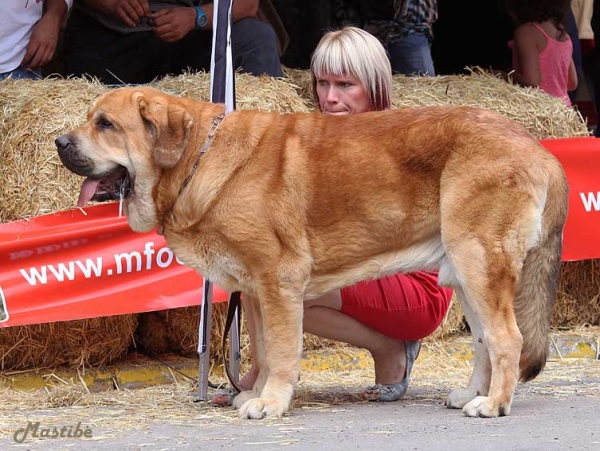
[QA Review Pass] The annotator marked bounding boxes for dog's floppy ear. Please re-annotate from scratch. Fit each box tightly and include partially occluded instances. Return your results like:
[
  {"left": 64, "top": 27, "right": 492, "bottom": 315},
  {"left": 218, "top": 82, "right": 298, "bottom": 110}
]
[{"left": 133, "top": 91, "right": 194, "bottom": 169}]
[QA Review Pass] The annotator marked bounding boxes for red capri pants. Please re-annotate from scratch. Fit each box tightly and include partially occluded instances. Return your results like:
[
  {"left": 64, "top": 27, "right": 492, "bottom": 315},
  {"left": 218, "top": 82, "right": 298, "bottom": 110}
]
[{"left": 340, "top": 271, "right": 453, "bottom": 341}]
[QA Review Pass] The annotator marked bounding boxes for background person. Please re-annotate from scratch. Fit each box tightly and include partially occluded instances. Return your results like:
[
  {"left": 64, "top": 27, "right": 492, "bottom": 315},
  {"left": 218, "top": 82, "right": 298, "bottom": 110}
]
[
  {"left": 330, "top": 0, "right": 438, "bottom": 75},
  {"left": 63, "top": 0, "right": 283, "bottom": 84},
  {"left": 0, "top": 0, "right": 73, "bottom": 81},
  {"left": 505, "top": 0, "right": 578, "bottom": 105}
]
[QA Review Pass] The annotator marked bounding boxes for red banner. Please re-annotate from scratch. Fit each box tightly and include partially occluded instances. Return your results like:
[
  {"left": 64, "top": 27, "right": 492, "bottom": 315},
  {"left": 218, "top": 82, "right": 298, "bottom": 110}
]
[
  {"left": 0, "top": 204, "right": 229, "bottom": 327},
  {"left": 0, "top": 137, "right": 598, "bottom": 327},
  {"left": 541, "top": 137, "right": 600, "bottom": 261}
]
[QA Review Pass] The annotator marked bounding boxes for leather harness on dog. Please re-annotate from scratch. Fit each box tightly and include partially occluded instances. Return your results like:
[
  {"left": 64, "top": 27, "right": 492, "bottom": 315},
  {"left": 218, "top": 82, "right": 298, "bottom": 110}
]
[
  {"left": 155, "top": 113, "right": 243, "bottom": 395},
  {"left": 157, "top": 113, "right": 225, "bottom": 236},
  {"left": 178, "top": 114, "right": 226, "bottom": 198}
]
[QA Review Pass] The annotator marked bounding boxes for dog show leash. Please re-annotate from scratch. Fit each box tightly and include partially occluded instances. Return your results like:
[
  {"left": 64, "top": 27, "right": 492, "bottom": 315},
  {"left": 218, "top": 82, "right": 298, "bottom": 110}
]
[{"left": 222, "top": 291, "right": 243, "bottom": 394}]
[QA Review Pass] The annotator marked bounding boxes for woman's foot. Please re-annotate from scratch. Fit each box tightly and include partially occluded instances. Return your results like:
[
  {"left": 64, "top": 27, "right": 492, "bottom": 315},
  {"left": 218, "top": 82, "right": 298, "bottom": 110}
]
[
  {"left": 361, "top": 340, "right": 421, "bottom": 402},
  {"left": 211, "top": 365, "right": 259, "bottom": 407},
  {"left": 360, "top": 382, "right": 410, "bottom": 402},
  {"left": 211, "top": 387, "right": 237, "bottom": 407}
]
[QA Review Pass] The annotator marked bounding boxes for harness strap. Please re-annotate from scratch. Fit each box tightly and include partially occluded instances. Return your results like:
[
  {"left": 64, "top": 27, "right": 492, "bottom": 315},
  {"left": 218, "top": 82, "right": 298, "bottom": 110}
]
[
  {"left": 157, "top": 114, "right": 225, "bottom": 236},
  {"left": 178, "top": 114, "right": 225, "bottom": 197}
]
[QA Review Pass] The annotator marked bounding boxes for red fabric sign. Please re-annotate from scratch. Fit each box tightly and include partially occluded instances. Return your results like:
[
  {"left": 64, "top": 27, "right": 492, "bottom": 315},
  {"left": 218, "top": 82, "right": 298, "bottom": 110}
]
[
  {"left": 540, "top": 137, "right": 600, "bottom": 261},
  {"left": 0, "top": 137, "right": 598, "bottom": 327},
  {"left": 0, "top": 204, "right": 229, "bottom": 327}
]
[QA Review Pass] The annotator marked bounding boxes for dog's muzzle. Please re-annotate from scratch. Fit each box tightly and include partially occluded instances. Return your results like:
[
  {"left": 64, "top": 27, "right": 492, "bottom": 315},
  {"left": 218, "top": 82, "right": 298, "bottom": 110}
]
[
  {"left": 55, "top": 134, "right": 92, "bottom": 177},
  {"left": 55, "top": 134, "right": 133, "bottom": 206}
]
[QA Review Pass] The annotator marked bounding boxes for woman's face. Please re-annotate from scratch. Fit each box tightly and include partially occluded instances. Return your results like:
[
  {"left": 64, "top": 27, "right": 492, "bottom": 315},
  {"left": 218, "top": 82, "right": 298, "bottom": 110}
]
[{"left": 315, "top": 73, "right": 372, "bottom": 115}]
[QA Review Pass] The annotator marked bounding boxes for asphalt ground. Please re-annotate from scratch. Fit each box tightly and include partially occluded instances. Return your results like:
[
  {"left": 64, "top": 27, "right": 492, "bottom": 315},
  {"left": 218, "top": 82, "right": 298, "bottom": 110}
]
[{"left": 0, "top": 329, "right": 598, "bottom": 450}]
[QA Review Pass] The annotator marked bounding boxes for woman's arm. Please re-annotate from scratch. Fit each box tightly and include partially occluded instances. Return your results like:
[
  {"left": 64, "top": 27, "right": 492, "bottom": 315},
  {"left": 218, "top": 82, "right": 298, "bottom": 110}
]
[
  {"left": 511, "top": 23, "right": 543, "bottom": 87},
  {"left": 567, "top": 58, "right": 578, "bottom": 91}
]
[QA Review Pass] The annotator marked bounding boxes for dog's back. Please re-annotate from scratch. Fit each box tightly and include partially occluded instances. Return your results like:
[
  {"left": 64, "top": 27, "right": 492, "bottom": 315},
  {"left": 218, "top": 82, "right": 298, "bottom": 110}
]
[{"left": 255, "top": 107, "right": 564, "bottom": 288}]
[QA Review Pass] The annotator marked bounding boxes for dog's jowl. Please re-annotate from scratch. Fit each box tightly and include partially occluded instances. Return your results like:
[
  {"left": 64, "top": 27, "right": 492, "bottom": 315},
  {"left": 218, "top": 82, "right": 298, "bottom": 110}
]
[{"left": 56, "top": 87, "right": 568, "bottom": 419}]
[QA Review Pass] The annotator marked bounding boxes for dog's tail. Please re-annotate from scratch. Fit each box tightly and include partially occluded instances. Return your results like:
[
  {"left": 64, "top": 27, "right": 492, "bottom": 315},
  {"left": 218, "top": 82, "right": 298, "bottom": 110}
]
[{"left": 515, "top": 162, "right": 569, "bottom": 382}]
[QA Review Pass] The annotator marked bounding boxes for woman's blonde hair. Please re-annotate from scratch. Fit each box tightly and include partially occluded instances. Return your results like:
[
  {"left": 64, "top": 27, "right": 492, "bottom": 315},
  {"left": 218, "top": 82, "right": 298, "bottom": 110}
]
[{"left": 310, "top": 26, "right": 393, "bottom": 111}]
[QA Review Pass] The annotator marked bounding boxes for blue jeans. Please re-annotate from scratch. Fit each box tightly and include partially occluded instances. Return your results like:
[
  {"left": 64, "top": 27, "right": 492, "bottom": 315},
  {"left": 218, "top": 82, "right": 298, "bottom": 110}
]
[
  {"left": 387, "top": 32, "right": 435, "bottom": 76},
  {"left": 0, "top": 67, "right": 42, "bottom": 81}
]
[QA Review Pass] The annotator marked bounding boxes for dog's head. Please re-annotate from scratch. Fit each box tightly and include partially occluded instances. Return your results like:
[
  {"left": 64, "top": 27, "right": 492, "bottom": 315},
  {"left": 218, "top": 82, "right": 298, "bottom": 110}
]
[{"left": 56, "top": 86, "right": 194, "bottom": 232}]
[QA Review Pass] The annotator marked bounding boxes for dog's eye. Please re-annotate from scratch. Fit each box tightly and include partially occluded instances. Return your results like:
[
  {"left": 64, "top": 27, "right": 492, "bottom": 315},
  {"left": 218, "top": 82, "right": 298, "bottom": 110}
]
[{"left": 97, "top": 118, "right": 114, "bottom": 130}]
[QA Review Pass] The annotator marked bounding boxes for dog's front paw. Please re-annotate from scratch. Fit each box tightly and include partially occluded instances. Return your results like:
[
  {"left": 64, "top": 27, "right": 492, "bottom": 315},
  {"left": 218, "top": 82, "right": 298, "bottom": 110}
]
[
  {"left": 446, "top": 388, "right": 479, "bottom": 409},
  {"left": 231, "top": 390, "right": 258, "bottom": 409},
  {"left": 462, "top": 396, "right": 511, "bottom": 417},
  {"left": 238, "top": 397, "right": 288, "bottom": 419}
]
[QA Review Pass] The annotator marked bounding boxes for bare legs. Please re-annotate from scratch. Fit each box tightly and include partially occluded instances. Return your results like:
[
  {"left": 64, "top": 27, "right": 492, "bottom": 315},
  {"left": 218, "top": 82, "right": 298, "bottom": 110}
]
[{"left": 237, "top": 290, "right": 408, "bottom": 390}]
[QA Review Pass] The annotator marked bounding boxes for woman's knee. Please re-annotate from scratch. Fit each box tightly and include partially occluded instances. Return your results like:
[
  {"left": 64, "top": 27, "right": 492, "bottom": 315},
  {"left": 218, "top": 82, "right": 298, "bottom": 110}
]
[{"left": 303, "top": 290, "right": 343, "bottom": 310}]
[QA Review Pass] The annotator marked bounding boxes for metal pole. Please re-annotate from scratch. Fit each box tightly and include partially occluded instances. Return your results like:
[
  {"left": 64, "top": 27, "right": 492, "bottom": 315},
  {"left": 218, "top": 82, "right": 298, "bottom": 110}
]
[{"left": 199, "top": 0, "right": 234, "bottom": 401}]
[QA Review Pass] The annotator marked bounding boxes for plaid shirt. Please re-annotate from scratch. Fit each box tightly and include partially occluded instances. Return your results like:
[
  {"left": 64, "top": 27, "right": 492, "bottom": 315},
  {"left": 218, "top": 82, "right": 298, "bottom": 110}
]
[{"left": 332, "top": 0, "right": 438, "bottom": 45}]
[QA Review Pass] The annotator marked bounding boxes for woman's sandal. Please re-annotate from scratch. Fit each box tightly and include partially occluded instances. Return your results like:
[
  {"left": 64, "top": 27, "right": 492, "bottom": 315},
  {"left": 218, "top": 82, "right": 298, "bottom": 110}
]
[
  {"left": 360, "top": 340, "right": 422, "bottom": 402},
  {"left": 211, "top": 387, "right": 238, "bottom": 407}
]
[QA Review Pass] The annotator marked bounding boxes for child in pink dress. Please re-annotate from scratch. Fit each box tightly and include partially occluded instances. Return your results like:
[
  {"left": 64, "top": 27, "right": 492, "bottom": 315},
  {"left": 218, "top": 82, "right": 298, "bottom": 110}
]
[{"left": 505, "top": 0, "right": 578, "bottom": 105}]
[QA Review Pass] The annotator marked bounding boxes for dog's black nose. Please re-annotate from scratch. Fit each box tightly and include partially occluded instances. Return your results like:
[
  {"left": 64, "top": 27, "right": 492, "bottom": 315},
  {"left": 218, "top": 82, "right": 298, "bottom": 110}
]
[{"left": 55, "top": 135, "right": 72, "bottom": 152}]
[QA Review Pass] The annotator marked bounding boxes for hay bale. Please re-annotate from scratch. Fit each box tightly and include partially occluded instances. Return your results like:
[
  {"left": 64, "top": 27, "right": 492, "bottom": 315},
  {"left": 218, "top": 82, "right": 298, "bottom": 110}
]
[
  {"left": 283, "top": 67, "right": 589, "bottom": 139},
  {"left": 428, "top": 294, "right": 468, "bottom": 341},
  {"left": 283, "top": 67, "right": 315, "bottom": 108},
  {"left": 136, "top": 302, "right": 348, "bottom": 365},
  {"left": 554, "top": 260, "right": 600, "bottom": 327},
  {"left": 154, "top": 71, "right": 311, "bottom": 113},
  {"left": 0, "top": 80, "right": 121, "bottom": 368},
  {"left": 134, "top": 311, "right": 172, "bottom": 356},
  {"left": 391, "top": 69, "right": 589, "bottom": 139},
  {"left": 0, "top": 78, "right": 108, "bottom": 222},
  {"left": 1, "top": 70, "right": 587, "bottom": 221},
  {"left": 136, "top": 306, "right": 201, "bottom": 358},
  {"left": 0, "top": 78, "right": 137, "bottom": 372},
  {"left": 0, "top": 315, "right": 137, "bottom": 371},
  {"left": 1, "top": 70, "right": 597, "bottom": 372},
  {"left": 0, "top": 73, "right": 312, "bottom": 371}
]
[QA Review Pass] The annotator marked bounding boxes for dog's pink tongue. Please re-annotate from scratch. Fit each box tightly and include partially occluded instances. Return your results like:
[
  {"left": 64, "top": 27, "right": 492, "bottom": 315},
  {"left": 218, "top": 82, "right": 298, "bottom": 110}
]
[{"left": 77, "top": 178, "right": 101, "bottom": 207}]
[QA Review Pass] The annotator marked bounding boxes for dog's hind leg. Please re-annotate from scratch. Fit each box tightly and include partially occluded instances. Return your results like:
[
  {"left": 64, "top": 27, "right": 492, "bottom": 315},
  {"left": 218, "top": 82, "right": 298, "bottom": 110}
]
[
  {"left": 444, "top": 239, "right": 523, "bottom": 417},
  {"left": 237, "top": 281, "right": 304, "bottom": 419},
  {"left": 445, "top": 286, "right": 491, "bottom": 409}
]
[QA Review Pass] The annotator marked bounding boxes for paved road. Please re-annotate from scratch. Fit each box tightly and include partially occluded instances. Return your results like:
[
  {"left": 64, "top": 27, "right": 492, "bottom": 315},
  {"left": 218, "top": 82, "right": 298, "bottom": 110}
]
[{"left": 2, "top": 359, "right": 599, "bottom": 450}]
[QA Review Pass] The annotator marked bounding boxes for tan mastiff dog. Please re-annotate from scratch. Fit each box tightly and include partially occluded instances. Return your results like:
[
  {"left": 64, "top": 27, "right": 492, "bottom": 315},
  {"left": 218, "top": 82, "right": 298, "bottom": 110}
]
[{"left": 56, "top": 86, "right": 568, "bottom": 419}]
